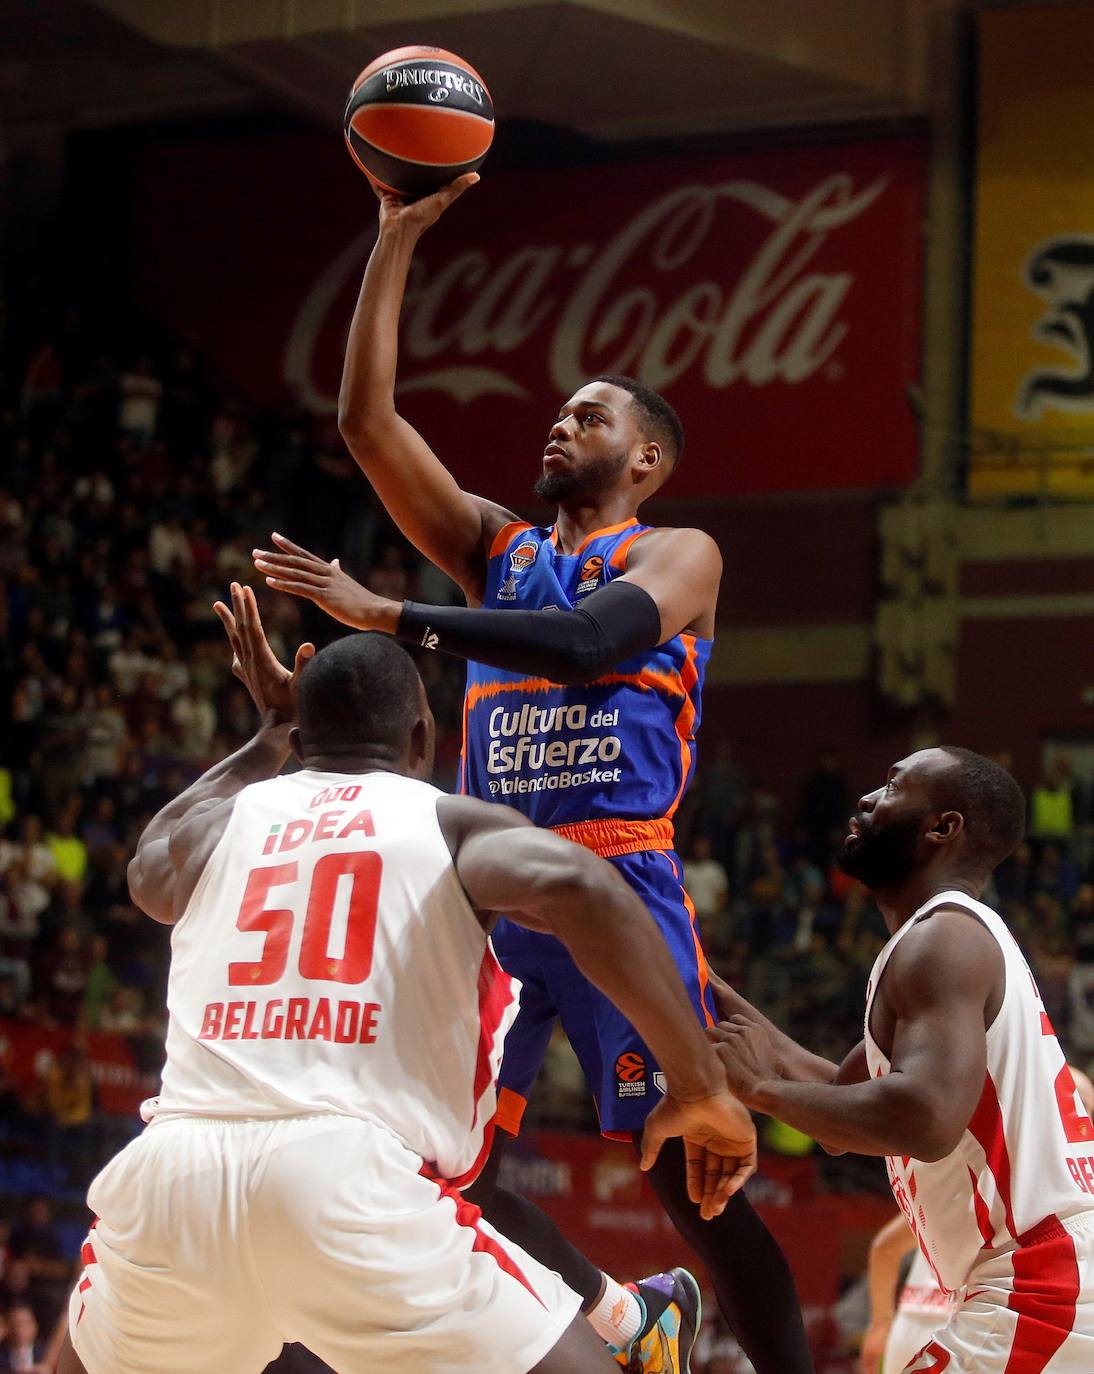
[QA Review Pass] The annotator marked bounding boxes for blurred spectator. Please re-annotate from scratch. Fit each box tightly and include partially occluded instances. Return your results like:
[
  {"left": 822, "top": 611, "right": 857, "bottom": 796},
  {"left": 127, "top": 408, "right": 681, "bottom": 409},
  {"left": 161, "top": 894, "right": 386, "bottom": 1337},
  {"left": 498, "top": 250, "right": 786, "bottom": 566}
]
[
  {"left": 732, "top": 784, "right": 780, "bottom": 891},
  {"left": 118, "top": 354, "right": 162, "bottom": 444},
  {"left": 42, "top": 1046, "right": 94, "bottom": 1184},
  {"left": 82, "top": 934, "right": 118, "bottom": 1031},
  {"left": 683, "top": 834, "right": 730, "bottom": 951},
  {"left": 0, "top": 863, "right": 49, "bottom": 944},
  {"left": 41, "top": 928, "right": 89, "bottom": 1025},
  {"left": 148, "top": 514, "right": 191, "bottom": 578},
  {"left": 83, "top": 685, "right": 127, "bottom": 781},
  {"left": 7, "top": 1200, "right": 66, "bottom": 1291},
  {"left": 170, "top": 680, "right": 217, "bottom": 759},
  {"left": 699, "top": 740, "right": 748, "bottom": 865},
  {"left": 0, "top": 1301, "right": 48, "bottom": 1372},
  {"left": 1030, "top": 759, "right": 1075, "bottom": 851},
  {"left": 995, "top": 839, "right": 1034, "bottom": 908},
  {"left": 44, "top": 801, "right": 87, "bottom": 885},
  {"left": 99, "top": 986, "right": 145, "bottom": 1035}
]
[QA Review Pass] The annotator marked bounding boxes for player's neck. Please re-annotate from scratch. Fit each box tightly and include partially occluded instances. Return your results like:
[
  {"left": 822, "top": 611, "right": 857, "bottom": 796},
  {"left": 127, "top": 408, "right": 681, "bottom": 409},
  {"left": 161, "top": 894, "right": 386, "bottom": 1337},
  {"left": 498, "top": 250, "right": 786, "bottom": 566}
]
[
  {"left": 300, "top": 749, "right": 416, "bottom": 777},
  {"left": 874, "top": 870, "right": 984, "bottom": 934},
  {"left": 552, "top": 497, "right": 641, "bottom": 554}
]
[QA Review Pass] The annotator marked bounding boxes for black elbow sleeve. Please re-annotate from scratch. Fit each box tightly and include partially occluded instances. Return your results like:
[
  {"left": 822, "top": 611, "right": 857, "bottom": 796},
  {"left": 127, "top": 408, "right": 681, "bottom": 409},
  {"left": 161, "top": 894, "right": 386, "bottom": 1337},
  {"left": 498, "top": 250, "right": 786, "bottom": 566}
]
[{"left": 397, "top": 580, "right": 662, "bottom": 681}]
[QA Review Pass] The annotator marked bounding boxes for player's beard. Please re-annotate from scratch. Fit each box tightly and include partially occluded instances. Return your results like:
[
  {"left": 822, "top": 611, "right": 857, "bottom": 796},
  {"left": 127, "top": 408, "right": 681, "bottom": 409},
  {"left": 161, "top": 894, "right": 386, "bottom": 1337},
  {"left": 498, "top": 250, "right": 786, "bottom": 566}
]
[
  {"left": 837, "top": 811, "right": 926, "bottom": 891},
  {"left": 533, "top": 450, "right": 628, "bottom": 504}
]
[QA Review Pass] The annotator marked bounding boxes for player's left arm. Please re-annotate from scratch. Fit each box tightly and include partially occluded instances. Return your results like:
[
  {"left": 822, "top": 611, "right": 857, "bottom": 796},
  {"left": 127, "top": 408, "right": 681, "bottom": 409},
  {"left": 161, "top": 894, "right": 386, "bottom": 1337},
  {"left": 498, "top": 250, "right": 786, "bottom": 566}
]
[
  {"left": 127, "top": 583, "right": 310, "bottom": 924},
  {"left": 253, "top": 527, "right": 720, "bottom": 684},
  {"left": 712, "top": 909, "right": 1002, "bottom": 1159}
]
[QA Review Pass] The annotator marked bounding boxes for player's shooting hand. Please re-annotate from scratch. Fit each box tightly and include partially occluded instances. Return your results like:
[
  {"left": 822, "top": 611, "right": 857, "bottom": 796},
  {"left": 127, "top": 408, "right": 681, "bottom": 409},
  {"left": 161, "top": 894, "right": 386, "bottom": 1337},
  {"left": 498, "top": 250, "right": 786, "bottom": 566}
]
[
  {"left": 707, "top": 1018, "right": 781, "bottom": 1110},
  {"left": 373, "top": 172, "right": 479, "bottom": 236},
  {"left": 639, "top": 1087, "right": 757, "bottom": 1219},
  {"left": 212, "top": 581, "right": 314, "bottom": 727},
  {"left": 253, "top": 534, "right": 401, "bottom": 634}
]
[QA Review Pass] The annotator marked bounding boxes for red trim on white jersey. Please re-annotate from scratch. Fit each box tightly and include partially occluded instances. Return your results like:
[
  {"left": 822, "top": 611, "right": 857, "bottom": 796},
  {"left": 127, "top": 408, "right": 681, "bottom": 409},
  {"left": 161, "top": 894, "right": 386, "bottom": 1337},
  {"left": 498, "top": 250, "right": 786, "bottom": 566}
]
[
  {"left": 967, "top": 1071, "right": 1018, "bottom": 1242},
  {"left": 471, "top": 947, "right": 515, "bottom": 1127},
  {"left": 968, "top": 1165, "right": 996, "bottom": 1247}
]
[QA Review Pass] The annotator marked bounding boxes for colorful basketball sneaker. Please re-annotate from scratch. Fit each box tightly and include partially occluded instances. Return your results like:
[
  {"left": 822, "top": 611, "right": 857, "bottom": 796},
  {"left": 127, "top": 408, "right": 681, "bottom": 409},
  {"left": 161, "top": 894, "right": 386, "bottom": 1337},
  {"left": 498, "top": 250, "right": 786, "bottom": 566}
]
[{"left": 613, "top": 1267, "right": 702, "bottom": 1374}]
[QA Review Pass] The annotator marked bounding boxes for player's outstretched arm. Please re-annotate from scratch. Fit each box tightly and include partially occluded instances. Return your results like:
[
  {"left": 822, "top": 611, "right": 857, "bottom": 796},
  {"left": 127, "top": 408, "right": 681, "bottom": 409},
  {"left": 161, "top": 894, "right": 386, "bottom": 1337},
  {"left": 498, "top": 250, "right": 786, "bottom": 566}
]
[
  {"left": 339, "top": 176, "right": 515, "bottom": 603},
  {"left": 254, "top": 534, "right": 668, "bottom": 685},
  {"left": 438, "top": 795, "right": 757, "bottom": 1216},
  {"left": 128, "top": 584, "right": 311, "bottom": 924},
  {"left": 708, "top": 969, "right": 844, "bottom": 1086},
  {"left": 711, "top": 908, "right": 1003, "bottom": 1160}
]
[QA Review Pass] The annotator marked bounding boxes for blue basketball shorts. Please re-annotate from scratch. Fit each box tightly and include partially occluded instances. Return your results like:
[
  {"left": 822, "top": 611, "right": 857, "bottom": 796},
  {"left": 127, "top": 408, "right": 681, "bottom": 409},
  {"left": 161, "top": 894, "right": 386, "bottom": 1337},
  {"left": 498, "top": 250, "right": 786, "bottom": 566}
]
[{"left": 490, "top": 848, "right": 715, "bottom": 1139}]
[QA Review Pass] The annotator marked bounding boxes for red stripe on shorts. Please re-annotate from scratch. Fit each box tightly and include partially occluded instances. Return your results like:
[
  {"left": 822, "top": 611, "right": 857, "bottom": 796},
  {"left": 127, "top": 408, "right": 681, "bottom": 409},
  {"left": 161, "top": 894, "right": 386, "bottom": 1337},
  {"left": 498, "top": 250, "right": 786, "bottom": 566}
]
[
  {"left": 1003, "top": 1217, "right": 1080, "bottom": 1374},
  {"left": 420, "top": 1165, "right": 545, "bottom": 1308}
]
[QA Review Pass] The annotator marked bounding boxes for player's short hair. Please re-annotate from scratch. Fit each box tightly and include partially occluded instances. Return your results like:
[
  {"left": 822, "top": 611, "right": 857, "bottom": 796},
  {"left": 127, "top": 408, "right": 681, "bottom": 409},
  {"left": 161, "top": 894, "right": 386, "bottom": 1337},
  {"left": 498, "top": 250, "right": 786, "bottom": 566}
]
[
  {"left": 296, "top": 633, "right": 420, "bottom": 753},
  {"left": 934, "top": 746, "right": 1027, "bottom": 873},
  {"left": 590, "top": 374, "right": 685, "bottom": 469}
]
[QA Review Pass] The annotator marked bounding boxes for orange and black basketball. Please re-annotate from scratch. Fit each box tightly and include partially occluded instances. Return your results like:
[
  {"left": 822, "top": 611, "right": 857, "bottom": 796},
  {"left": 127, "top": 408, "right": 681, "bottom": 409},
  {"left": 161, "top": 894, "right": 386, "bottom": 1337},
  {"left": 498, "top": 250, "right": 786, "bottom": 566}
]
[{"left": 343, "top": 46, "right": 494, "bottom": 199}]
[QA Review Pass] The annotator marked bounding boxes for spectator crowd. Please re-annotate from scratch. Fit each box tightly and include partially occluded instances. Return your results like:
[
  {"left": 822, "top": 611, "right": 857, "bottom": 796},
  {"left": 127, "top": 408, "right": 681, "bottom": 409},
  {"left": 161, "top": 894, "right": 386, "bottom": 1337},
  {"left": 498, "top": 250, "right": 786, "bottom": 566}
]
[{"left": 4, "top": 315, "right": 1094, "bottom": 1372}]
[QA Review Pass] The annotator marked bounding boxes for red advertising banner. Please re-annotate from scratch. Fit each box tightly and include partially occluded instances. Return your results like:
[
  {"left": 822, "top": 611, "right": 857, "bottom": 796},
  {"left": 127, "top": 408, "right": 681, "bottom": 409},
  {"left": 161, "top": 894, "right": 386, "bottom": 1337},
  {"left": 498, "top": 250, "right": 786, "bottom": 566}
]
[
  {"left": 133, "top": 131, "right": 924, "bottom": 504},
  {"left": 505, "top": 1131, "right": 892, "bottom": 1306},
  {"left": 0, "top": 1018, "right": 158, "bottom": 1117}
]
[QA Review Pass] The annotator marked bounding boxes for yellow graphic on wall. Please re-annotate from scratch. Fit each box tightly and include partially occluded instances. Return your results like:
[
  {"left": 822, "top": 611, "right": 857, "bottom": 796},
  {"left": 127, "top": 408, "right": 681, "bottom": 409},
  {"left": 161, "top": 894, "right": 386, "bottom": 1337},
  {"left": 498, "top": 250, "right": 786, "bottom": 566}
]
[{"left": 972, "top": 2, "right": 1094, "bottom": 497}]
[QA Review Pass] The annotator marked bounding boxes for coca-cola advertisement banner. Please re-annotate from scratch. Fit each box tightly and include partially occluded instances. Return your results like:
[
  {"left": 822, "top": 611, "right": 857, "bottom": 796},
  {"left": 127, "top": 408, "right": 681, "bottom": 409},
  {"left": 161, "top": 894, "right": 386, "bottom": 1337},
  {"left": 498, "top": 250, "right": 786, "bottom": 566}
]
[{"left": 134, "top": 131, "right": 925, "bottom": 502}]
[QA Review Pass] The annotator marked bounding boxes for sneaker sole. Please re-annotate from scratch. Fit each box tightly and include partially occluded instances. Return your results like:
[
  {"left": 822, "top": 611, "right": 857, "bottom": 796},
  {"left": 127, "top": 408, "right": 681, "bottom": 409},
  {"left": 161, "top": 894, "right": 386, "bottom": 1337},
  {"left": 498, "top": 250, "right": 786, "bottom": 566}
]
[{"left": 672, "top": 1267, "right": 702, "bottom": 1374}]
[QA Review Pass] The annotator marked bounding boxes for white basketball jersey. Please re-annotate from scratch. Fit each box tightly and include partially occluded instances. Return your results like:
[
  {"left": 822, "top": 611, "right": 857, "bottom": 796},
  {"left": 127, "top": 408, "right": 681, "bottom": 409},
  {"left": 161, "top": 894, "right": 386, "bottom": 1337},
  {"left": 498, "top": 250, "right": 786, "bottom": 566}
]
[
  {"left": 864, "top": 890, "right": 1094, "bottom": 1295},
  {"left": 145, "top": 769, "right": 518, "bottom": 1185},
  {"left": 897, "top": 1248, "right": 952, "bottom": 1320}
]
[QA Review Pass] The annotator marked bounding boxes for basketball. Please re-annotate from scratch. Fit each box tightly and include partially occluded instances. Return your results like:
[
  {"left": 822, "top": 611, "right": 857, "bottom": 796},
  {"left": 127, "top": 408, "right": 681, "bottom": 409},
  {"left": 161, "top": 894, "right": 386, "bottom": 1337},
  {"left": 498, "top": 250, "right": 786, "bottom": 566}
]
[{"left": 343, "top": 46, "right": 494, "bottom": 199}]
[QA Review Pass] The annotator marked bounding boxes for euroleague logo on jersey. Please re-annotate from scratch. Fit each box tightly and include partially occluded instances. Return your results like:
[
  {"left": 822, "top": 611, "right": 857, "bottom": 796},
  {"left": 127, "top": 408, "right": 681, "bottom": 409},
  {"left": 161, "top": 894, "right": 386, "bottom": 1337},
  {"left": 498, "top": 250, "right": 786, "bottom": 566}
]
[
  {"left": 615, "top": 1050, "right": 647, "bottom": 1098},
  {"left": 498, "top": 539, "right": 539, "bottom": 602},
  {"left": 576, "top": 554, "right": 604, "bottom": 597}
]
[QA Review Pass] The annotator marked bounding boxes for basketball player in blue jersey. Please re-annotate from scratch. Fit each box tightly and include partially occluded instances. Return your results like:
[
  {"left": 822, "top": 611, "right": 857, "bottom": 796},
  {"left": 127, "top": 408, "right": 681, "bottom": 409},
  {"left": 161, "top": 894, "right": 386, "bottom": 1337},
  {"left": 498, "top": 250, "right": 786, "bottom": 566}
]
[{"left": 253, "top": 173, "right": 814, "bottom": 1374}]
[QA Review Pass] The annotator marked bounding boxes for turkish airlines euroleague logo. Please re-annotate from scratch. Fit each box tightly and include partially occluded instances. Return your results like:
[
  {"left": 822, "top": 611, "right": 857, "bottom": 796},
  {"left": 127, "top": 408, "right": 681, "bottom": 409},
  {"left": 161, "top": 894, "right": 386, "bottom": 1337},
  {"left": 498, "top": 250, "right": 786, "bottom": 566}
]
[
  {"left": 577, "top": 554, "right": 604, "bottom": 597},
  {"left": 616, "top": 1051, "right": 647, "bottom": 1098}
]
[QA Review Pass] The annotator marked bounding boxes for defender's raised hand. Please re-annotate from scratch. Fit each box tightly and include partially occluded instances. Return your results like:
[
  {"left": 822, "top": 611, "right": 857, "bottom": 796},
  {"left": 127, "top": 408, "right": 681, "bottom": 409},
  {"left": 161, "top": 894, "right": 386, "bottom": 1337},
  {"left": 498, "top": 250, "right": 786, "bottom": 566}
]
[
  {"left": 212, "top": 581, "right": 314, "bottom": 726},
  {"left": 253, "top": 534, "right": 401, "bottom": 633}
]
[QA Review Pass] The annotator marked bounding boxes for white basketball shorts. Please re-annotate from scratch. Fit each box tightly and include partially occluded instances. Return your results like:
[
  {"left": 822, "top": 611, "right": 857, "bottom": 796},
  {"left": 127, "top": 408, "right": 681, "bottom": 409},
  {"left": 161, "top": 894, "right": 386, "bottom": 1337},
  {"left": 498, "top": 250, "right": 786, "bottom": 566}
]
[
  {"left": 885, "top": 1308, "right": 947, "bottom": 1374},
  {"left": 898, "top": 1212, "right": 1094, "bottom": 1373},
  {"left": 69, "top": 1114, "right": 582, "bottom": 1374}
]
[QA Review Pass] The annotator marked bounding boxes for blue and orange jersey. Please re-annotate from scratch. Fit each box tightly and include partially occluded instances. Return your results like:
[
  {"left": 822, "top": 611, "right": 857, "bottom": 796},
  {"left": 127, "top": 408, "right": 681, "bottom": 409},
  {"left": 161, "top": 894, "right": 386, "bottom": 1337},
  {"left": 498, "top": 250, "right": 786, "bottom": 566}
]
[{"left": 460, "top": 518, "right": 711, "bottom": 849}]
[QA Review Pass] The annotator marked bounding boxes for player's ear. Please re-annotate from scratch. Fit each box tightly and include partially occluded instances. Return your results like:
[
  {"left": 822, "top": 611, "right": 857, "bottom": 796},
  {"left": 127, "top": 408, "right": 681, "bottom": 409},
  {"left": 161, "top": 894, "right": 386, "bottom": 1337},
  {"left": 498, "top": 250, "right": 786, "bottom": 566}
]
[
  {"left": 288, "top": 727, "right": 304, "bottom": 764},
  {"left": 635, "top": 440, "right": 663, "bottom": 477},
  {"left": 925, "top": 810, "right": 964, "bottom": 846},
  {"left": 409, "top": 714, "right": 432, "bottom": 775}
]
